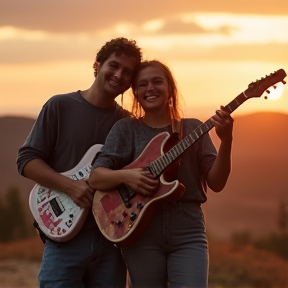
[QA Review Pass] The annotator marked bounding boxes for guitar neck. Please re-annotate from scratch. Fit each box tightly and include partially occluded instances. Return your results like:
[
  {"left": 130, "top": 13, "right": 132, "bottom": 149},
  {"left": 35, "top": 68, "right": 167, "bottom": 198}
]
[{"left": 148, "top": 91, "right": 248, "bottom": 177}]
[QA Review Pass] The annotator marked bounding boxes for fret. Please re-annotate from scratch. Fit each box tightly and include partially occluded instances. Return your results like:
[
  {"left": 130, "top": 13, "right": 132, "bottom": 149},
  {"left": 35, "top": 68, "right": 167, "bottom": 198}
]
[
  {"left": 183, "top": 138, "right": 191, "bottom": 147},
  {"left": 170, "top": 148, "right": 178, "bottom": 159},
  {"left": 171, "top": 144, "right": 183, "bottom": 159},
  {"left": 155, "top": 159, "right": 164, "bottom": 173},
  {"left": 165, "top": 151, "right": 175, "bottom": 162},
  {"left": 150, "top": 161, "right": 161, "bottom": 175},
  {"left": 174, "top": 144, "right": 183, "bottom": 155},
  {"left": 226, "top": 102, "right": 234, "bottom": 113},
  {"left": 167, "top": 153, "right": 175, "bottom": 163},
  {"left": 205, "top": 120, "right": 213, "bottom": 130},
  {"left": 162, "top": 154, "right": 170, "bottom": 166},
  {"left": 198, "top": 126, "right": 204, "bottom": 135},
  {"left": 193, "top": 130, "right": 200, "bottom": 139},
  {"left": 179, "top": 140, "right": 187, "bottom": 150},
  {"left": 175, "top": 143, "right": 182, "bottom": 153},
  {"left": 188, "top": 134, "right": 195, "bottom": 143},
  {"left": 224, "top": 93, "right": 246, "bottom": 114}
]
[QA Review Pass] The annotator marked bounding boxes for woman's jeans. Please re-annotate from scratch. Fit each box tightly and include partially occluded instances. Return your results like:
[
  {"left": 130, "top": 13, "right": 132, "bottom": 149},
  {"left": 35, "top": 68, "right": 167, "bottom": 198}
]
[{"left": 122, "top": 202, "right": 208, "bottom": 288}]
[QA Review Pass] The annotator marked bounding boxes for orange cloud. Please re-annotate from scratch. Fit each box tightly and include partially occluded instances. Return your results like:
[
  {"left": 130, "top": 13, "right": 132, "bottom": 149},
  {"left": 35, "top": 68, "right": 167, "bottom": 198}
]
[{"left": 0, "top": 0, "right": 287, "bottom": 33}]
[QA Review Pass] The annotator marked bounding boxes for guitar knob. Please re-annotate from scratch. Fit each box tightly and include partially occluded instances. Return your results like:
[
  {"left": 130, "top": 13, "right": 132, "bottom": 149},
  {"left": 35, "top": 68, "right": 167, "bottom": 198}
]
[
  {"left": 125, "top": 202, "right": 132, "bottom": 208},
  {"left": 136, "top": 202, "right": 144, "bottom": 210},
  {"left": 130, "top": 212, "right": 137, "bottom": 221}
]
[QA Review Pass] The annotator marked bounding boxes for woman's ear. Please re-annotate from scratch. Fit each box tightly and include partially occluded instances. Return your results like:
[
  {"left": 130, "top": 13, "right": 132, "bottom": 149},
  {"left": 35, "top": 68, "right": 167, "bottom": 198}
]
[{"left": 134, "top": 89, "right": 138, "bottom": 99}]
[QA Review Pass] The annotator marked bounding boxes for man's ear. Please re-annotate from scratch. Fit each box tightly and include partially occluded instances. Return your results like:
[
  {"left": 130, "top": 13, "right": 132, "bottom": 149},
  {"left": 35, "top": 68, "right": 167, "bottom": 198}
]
[
  {"left": 93, "top": 61, "right": 100, "bottom": 69},
  {"left": 93, "top": 61, "right": 100, "bottom": 77}
]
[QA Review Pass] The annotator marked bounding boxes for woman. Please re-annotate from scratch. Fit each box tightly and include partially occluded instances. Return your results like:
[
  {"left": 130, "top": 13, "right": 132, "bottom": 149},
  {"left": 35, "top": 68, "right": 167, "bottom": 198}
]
[{"left": 89, "top": 60, "right": 234, "bottom": 288}]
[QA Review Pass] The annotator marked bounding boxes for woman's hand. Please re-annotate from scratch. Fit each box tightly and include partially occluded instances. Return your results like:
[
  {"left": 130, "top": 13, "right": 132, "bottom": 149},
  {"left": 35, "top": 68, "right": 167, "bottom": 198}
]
[
  {"left": 123, "top": 168, "right": 159, "bottom": 196},
  {"left": 211, "top": 105, "right": 234, "bottom": 142}
]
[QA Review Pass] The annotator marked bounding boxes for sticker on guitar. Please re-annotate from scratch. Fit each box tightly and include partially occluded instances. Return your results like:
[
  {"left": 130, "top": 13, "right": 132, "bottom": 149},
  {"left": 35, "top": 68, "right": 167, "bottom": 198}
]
[
  {"left": 29, "top": 144, "right": 103, "bottom": 242},
  {"left": 92, "top": 68, "right": 287, "bottom": 247}
]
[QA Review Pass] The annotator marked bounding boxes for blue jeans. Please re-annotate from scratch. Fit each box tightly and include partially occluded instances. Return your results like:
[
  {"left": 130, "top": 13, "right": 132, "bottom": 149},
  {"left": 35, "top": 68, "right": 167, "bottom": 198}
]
[
  {"left": 122, "top": 202, "right": 208, "bottom": 288},
  {"left": 38, "top": 213, "right": 127, "bottom": 288}
]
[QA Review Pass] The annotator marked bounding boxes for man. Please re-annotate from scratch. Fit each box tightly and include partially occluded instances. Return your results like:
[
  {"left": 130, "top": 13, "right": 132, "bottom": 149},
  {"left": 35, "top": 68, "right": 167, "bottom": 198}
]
[{"left": 17, "top": 37, "right": 142, "bottom": 288}]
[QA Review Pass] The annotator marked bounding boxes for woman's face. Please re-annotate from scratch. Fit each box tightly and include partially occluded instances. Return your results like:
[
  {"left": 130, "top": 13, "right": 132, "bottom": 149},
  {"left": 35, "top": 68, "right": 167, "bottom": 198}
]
[{"left": 134, "top": 66, "right": 170, "bottom": 113}]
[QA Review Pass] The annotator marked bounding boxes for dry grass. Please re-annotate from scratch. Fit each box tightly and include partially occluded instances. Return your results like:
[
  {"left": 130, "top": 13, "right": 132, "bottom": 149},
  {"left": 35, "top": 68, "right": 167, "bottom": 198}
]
[
  {"left": 0, "top": 236, "right": 43, "bottom": 261},
  {"left": 1, "top": 236, "right": 288, "bottom": 288},
  {"left": 0, "top": 259, "right": 39, "bottom": 288},
  {"left": 0, "top": 237, "right": 42, "bottom": 288}
]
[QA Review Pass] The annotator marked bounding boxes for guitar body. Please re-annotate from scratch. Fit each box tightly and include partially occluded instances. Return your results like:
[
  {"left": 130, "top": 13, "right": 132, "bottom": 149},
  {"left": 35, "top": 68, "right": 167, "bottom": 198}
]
[
  {"left": 93, "top": 132, "right": 185, "bottom": 246},
  {"left": 29, "top": 144, "right": 103, "bottom": 242}
]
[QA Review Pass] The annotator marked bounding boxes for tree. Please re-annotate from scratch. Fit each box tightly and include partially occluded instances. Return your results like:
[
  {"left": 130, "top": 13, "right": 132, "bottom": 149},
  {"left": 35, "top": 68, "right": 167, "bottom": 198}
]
[
  {"left": 277, "top": 199, "right": 288, "bottom": 235},
  {"left": 0, "top": 187, "right": 30, "bottom": 242}
]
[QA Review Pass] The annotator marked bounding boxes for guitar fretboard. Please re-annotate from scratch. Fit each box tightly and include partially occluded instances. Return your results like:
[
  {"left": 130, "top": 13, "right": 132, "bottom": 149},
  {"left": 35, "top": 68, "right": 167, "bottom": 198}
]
[{"left": 148, "top": 91, "right": 248, "bottom": 176}]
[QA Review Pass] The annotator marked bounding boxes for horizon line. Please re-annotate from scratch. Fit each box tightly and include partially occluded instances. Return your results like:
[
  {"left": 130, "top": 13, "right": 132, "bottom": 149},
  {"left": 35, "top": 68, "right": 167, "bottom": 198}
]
[{"left": 1, "top": 110, "right": 288, "bottom": 120}]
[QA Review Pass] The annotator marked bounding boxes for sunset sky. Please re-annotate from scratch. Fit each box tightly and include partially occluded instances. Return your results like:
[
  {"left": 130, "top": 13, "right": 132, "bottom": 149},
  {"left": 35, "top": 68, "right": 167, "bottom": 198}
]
[{"left": 1, "top": 0, "right": 288, "bottom": 120}]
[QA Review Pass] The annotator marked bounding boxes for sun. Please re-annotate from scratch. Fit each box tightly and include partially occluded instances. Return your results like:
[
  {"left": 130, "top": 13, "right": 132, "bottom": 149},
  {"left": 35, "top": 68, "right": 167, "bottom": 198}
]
[{"left": 264, "top": 82, "right": 285, "bottom": 101}]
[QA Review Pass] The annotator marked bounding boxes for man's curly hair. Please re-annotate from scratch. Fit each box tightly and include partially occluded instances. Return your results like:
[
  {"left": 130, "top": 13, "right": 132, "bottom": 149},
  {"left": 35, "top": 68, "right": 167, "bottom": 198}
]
[{"left": 96, "top": 37, "right": 142, "bottom": 68}]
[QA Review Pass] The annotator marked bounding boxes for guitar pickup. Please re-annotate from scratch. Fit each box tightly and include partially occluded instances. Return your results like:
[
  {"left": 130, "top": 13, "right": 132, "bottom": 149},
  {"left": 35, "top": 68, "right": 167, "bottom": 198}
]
[{"left": 49, "top": 197, "right": 65, "bottom": 217}]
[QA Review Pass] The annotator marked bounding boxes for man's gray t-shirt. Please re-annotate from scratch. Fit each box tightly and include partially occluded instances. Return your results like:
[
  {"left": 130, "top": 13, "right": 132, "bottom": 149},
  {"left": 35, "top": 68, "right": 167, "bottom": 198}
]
[{"left": 17, "top": 90, "right": 130, "bottom": 174}]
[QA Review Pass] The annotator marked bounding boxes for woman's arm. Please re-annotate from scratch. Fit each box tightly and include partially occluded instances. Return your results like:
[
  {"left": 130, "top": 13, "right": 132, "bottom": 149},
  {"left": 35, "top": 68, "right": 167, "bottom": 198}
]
[
  {"left": 206, "top": 106, "right": 234, "bottom": 192},
  {"left": 89, "top": 166, "right": 159, "bottom": 196}
]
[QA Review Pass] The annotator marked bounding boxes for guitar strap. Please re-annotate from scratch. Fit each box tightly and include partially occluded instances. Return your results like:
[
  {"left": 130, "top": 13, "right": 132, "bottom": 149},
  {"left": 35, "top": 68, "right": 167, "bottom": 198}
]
[
  {"left": 33, "top": 220, "right": 59, "bottom": 244},
  {"left": 171, "top": 118, "right": 183, "bottom": 140},
  {"left": 171, "top": 118, "right": 183, "bottom": 167}
]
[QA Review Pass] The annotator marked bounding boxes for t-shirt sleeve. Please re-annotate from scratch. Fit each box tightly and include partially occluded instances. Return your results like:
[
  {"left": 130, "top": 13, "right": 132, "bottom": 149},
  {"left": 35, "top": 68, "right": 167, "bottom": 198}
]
[
  {"left": 184, "top": 118, "right": 217, "bottom": 177},
  {"left": 197, "top": 132, "right": 217, "bottom": 176},
  {"left": 16, "top": 98, "right": 58, "bottom": 175},
  {"left": 92, "top": 119, "right": 134, "bottom": 171}
]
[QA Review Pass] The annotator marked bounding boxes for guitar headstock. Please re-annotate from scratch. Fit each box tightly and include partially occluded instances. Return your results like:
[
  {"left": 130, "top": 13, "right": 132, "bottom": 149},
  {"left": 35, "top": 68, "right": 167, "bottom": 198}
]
[{"left": 244, "top": 69, "right": 287, "bottom": 99}]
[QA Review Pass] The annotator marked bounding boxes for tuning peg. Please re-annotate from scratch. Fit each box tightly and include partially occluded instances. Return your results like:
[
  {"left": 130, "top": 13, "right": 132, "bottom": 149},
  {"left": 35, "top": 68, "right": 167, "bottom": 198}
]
[
  {"left": 282, "top": 80, "right": 286, "bottom": 85},
  {"left": 266, "top": 89, "right": 270, "bottom": 94}
]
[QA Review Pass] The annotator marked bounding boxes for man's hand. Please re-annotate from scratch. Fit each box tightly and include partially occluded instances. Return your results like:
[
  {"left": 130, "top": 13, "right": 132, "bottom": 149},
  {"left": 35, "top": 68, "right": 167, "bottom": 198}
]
[{"left": 66, "top": 179, "right": 95, "bottom": 208}]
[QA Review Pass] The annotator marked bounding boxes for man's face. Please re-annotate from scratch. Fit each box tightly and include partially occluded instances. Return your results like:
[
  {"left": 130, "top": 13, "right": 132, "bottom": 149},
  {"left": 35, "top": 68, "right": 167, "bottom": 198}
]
[{"left": 97, "top": 52, "right": 138, "bottom": 98}]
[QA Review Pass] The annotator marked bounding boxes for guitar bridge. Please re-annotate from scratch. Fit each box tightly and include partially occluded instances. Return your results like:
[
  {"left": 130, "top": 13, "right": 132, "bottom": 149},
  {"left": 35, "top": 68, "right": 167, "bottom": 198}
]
[{"left": 118, "top": 184, "right": 135, "bottom": 208}]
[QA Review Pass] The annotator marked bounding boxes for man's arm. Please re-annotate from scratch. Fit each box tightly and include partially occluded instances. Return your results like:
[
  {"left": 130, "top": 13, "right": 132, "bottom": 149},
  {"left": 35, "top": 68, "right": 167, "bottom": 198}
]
[{"left": 24, "top": 159, "right": 94, "bottom": 208}]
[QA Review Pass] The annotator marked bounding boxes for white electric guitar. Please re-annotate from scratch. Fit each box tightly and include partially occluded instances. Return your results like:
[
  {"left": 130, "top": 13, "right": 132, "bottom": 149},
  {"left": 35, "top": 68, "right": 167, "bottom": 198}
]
[{"left": 29, "top": 144, "right": 103, "bottom": 242}]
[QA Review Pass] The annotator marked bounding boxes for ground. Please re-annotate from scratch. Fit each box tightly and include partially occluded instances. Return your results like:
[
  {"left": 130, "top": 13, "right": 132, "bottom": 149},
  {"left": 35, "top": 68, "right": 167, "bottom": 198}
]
[{"left": 0, "top": 259, "right": 39, "bottom": 288}]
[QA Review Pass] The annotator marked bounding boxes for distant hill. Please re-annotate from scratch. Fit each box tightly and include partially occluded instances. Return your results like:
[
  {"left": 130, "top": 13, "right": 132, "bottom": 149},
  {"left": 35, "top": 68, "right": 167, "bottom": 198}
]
[
  {"left": 0, "top": 113, "right": 288, "bottom": 240},
  {"left": 0, "top": 116, "right": 36, "bottom": 230},
  {"left": 206, "top": 112, "right": 288, "bottom": 238}
]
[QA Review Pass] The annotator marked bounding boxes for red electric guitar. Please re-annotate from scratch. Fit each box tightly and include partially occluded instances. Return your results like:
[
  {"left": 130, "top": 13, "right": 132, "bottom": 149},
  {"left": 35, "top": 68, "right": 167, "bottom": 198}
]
[{"left": 93, "top": 69, "right": 287, "bottom": 246}]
